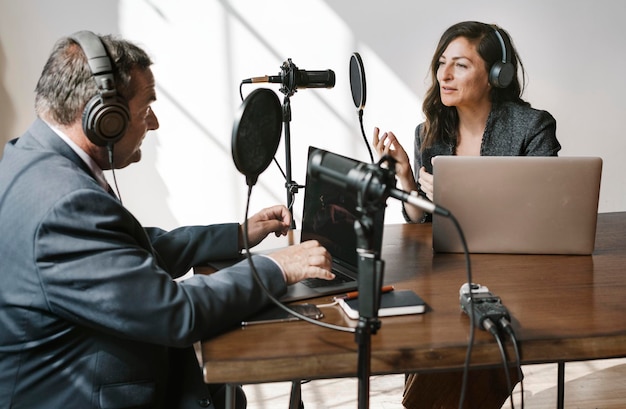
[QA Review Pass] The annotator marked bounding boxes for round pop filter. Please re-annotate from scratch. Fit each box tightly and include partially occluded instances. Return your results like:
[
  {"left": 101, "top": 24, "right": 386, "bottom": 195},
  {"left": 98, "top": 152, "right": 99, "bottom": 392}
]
[
  {"left": 231, "top": 88, "right": 283, "bottom": 186},
  {"left": 350, "top": 52, "right": 374, "bottom": 162},
  {"left": 349, "top": 52, "right": 366, "bottom": 110}
]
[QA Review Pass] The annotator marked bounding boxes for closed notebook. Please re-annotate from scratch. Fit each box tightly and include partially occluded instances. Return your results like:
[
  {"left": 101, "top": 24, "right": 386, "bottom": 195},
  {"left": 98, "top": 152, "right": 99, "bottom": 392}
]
[{"left": 337, "top": 290, "right": 426, "bottom": 320}]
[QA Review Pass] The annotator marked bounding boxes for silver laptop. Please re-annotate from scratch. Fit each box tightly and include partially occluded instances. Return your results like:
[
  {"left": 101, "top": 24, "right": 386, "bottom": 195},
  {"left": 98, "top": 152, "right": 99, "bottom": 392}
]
[
  {"left": 432, "top": 156, "right": 602, "bottom": 255},
  {"left": 280, "top": 146, "right": 386, "bottom": 302}
]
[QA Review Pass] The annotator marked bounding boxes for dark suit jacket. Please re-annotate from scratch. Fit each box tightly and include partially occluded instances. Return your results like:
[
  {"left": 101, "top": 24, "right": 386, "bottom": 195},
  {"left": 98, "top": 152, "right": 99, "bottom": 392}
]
[{"left": 0, "top": 119, "right": 287, "bottom": 408}]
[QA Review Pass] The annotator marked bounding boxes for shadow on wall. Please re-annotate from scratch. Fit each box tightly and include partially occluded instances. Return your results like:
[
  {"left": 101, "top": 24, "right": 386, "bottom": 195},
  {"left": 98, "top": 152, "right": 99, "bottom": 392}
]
[{"left": 0, "top": 41, "right": 15, "bottom": 156}]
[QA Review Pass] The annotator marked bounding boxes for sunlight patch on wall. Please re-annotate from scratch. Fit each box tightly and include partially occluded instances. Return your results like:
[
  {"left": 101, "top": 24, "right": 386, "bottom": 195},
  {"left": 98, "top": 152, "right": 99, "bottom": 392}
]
[{"left": 117, "top": 0, "right": 421, "bottom": 227}]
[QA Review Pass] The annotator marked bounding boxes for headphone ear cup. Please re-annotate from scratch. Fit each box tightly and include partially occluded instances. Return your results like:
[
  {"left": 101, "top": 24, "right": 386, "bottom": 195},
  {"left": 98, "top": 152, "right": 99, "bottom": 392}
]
[
  {"left": 489, "top": 27, "right": 515, "bottom": 89},
  {"left": 82, "top": 94, "right": 130, "bottom": 146},
  {"left": 489, "top": 60, "right": 515, "bottom": 88}
]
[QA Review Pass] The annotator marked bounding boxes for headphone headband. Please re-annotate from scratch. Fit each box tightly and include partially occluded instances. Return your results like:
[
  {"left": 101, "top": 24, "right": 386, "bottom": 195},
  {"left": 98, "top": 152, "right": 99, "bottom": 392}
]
[{"left": 493, "top": 28, "right": 509, "bottom": 65}]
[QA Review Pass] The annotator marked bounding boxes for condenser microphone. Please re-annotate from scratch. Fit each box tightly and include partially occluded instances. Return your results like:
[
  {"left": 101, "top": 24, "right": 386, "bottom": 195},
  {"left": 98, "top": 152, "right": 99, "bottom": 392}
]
[
  {"left": 286, "top": 68, "right": 335, "bottom": 89},
  {"left": 242, "top": 59, "right": 335, "bottom": 94},
  {"left": 388, "top": 189, "right": 448, "bottom": 217},
  {"left": 242, "top": 71, "right": 335, "bottom": 89},
  {"left": 231, "top": 88, "right": 283, "bottom": 187}
]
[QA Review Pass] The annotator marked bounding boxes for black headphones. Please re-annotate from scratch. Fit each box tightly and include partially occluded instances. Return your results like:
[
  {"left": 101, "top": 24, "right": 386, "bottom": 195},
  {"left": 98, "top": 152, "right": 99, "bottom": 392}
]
[
  {"left": 489, "top": 27, "right": 515, "bottom": 88},
  {"left": 71, "top": 31, "right": 130, "bottom": 146}
]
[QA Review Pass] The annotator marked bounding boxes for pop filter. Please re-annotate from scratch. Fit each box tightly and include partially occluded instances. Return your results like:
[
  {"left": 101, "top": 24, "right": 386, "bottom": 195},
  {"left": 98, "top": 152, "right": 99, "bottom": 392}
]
[
  {"left": 232, "top": 88, "right": 283, "bottom": 186},
  {"left": 349, "top": 52, "right": 373, "bottom": 162},
  {"left": 350, "top": 52, "right": 366, "bottom": 110}
]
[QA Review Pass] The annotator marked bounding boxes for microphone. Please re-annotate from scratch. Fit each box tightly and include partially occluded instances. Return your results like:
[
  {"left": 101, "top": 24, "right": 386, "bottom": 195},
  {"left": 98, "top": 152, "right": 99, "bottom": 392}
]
[
  {"left": 242, "top": 58, "right": 335, "bottom": 95},
  {"left": 307, "top": 148, "right": 450, "bottom": 216},
  {"left": 459, "top": 283, "right": 510, "bottom": 333},
  {"left": 387, "top": 189, "right": 448, "bottom": 217},
  {"left": 231, "top": 88, "right": 283, "bottom": 187}
]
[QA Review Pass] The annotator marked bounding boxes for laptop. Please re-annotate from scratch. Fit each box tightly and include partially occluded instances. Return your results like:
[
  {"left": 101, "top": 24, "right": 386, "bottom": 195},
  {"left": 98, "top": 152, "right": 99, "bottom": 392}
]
[
  {"left": 280, "top": 146, "right": 386, "bottom": 302},
  {"left": 432, "top": 156, "right": 602, "bottom": 255}
]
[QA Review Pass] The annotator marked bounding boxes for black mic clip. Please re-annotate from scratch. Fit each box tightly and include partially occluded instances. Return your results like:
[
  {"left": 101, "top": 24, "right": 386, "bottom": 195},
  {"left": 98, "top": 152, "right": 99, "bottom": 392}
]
[
  {"left": 279, "top": 58, "right": 299, "bottom": 97},
  {"left": 459, "top": 283, "right": 510, "bottom": 334},
  {"left": 278, "top": 58, "right": 336, "bottom": 97}
]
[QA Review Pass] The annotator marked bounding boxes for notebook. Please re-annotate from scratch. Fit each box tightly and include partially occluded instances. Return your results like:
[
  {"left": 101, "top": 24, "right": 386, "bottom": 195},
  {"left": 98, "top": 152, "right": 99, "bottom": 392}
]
[
  {"left": 432, "top": 156, "right": 602, "bottom": 255},
  {"left": 280, "top": 146, "right": 386, "bottom": 302},
  {"left": 337, "top": 290, "right": 427, "bottom": 320}
]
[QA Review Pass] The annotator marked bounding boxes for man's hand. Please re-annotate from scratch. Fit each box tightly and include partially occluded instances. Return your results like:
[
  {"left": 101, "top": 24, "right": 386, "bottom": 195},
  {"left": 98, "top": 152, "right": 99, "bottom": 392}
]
[
  {"left": 268, "top": 240, "right": 334, "bottom": 285},
  {"left": 239, "top": 205, "right": 291, "bottom": 249}
]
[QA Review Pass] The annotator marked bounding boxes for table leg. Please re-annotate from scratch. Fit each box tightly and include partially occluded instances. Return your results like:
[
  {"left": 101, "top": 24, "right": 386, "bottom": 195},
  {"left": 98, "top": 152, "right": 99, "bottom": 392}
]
[
  {"left": 556, "top": 361, "right": 565, "bottom": 409},
  {"left": 288, "top": 380, "right": 303, "bottom": 409},
  {"left": 224, "top": 384, "right": 236, "bottom": 409}
]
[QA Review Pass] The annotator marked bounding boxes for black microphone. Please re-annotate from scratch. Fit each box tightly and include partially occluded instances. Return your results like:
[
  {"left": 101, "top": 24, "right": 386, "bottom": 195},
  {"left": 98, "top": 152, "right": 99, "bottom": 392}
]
[
  {"left": 459, "top": 283, "right": 510, "bottom": 333},
  {"left": 242, "top": 70, "right": 335, "bottom": 88},
  {"left": 242, "top": 58, "right": 335, "bottom": 95},
  {"left": 289, "top": 69, "right": 335, "bottom": 88},
  {"left": 307, "top": 148, "right": 450, "bottom": 216}
]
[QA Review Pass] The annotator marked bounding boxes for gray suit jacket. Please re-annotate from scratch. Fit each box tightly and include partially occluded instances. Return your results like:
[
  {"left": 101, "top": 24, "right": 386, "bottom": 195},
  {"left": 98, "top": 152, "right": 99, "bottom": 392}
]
[{"left": 0, "top": 119, "right": 287, "bottom": 408}]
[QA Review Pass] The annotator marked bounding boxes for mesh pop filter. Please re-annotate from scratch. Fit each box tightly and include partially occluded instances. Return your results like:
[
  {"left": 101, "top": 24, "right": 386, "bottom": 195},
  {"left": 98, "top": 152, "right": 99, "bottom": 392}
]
[
  {"left": 349, "top": 52, "right": 366, "bottom": 110},
  {"left": 231, "top": 88, "right": 283, "bottom": 186}
]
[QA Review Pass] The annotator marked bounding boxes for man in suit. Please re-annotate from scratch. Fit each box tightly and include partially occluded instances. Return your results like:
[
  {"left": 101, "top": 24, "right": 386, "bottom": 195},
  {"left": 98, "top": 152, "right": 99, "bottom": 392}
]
[{"left": 0, "top": 31, "right": 334, "bottom": 409}]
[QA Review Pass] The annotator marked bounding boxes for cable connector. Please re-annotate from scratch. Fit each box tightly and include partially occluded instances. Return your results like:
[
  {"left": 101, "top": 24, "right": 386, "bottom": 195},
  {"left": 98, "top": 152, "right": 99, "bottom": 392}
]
[
  {"left": 482, "top": 317, "right": 499, "bottom": 337},
  {"left": 498, "top": 316, "right": 515, "bottom": 336}
]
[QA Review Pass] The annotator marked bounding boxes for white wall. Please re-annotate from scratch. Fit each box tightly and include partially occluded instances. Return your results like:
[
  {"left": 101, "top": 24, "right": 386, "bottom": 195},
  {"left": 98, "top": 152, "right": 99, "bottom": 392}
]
[{"left": 1, "top": 0, "right": 624, "bottom": 230}]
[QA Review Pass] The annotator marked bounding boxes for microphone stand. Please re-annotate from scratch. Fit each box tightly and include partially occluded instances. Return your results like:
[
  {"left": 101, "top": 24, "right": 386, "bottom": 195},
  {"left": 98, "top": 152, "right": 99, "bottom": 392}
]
[
  {"left": 278, "top": 59, "right": 302, "bottom": 230},
  {"left": 308, "top": 153, "right": 442, "bottom": 409},
  {"left": 279, "top": 61, "right": 304, "bottom": 407},
  {"left": 353, "top": 186, "right": 385, "bottom": 409},
  {"left": 281, "top": 94, "right": 299, "bottom": 230}
]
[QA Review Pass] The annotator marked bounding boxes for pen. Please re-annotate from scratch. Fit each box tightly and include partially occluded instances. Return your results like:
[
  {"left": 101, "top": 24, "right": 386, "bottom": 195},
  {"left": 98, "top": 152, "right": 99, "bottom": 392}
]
[{"left": 341, "top": 285, "right": 395, "bottom": 300}]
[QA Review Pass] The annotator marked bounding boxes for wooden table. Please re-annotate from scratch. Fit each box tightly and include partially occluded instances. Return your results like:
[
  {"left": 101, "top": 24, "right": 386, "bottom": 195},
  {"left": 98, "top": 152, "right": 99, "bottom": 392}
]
[{"left": 199, "top": 212, "right": 626, "bottom": 404}]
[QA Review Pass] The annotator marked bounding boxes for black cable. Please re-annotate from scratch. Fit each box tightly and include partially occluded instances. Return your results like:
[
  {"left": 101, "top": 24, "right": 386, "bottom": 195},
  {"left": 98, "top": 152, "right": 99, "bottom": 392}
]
[
  {"left": 484, "top": 318, "right": 515, "bottom": 409},
  {"left": 107, "top": 144, "right": 123, "bottom": 204},
  {"left": 357, "top": 109, "right": 374, "bottom": 163},
  {"left": 444, "top": 213, "right": 474, "bottom": 409},
  {"left": 242, "top": 183, "right": 354, "bottom": 333},
  {"left": 273, "top": 157, "right": 286, "bottom": 179},
  {"left": 500, "top": 317, "right": 525, "bottom": 409}
]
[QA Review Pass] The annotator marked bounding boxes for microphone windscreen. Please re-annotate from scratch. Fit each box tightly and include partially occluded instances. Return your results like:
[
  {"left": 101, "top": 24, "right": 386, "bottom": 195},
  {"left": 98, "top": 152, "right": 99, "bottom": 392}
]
[
  {"left": 232, "top": 88, "right": 282, "bottom": 186},
  {"left": 349, "top": 53, "right": 366, "bottom": 110}
]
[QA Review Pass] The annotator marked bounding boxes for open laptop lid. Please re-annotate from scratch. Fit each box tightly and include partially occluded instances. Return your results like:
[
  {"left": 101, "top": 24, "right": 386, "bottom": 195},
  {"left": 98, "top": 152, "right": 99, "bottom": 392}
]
[
  {"left": 280, "top": 146, "right": 386, "bottom": 302},
  {"left": 432, "top": 156, "right": 602, "bottom": 255}
]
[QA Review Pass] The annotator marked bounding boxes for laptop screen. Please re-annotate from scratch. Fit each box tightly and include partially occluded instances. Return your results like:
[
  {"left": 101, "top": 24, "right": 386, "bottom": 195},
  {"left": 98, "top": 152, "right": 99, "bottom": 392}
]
[{"left": 300, "top": 146, "right": 386, "bottom": 271}]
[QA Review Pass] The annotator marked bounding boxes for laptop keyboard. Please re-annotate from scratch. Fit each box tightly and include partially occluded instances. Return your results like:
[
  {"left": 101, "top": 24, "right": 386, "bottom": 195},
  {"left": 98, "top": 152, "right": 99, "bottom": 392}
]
[{"left": 300, "top": 272, "right": 355, "bottom": 288}]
